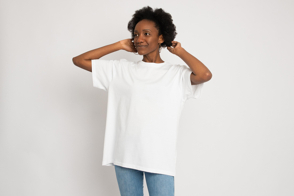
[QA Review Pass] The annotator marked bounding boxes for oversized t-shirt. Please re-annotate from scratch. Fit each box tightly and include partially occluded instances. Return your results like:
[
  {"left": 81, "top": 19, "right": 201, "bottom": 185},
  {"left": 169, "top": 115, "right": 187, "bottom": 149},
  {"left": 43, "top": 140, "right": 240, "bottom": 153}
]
[{"left": 91, "top": 58, "right": 204, "bottom": 176}]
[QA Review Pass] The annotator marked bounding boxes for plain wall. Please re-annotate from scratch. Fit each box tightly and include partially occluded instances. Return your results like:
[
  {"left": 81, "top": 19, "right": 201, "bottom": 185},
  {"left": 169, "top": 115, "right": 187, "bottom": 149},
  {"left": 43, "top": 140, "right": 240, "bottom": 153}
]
[{"left": 1, "top": 0, "right": 293, "bottom": 195}]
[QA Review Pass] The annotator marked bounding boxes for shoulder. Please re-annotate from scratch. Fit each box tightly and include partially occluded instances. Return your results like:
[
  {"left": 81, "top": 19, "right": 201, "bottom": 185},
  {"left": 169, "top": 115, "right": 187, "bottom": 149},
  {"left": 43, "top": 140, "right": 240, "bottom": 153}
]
[
  {"left": 167, "top": 63, "right": 190, "bottom": 73},
  {"left": 102, "top": 58, "right": 135, "bottom": 68},
  {"left": 117, "top": 58, "right": 136, "bottom": 66}
]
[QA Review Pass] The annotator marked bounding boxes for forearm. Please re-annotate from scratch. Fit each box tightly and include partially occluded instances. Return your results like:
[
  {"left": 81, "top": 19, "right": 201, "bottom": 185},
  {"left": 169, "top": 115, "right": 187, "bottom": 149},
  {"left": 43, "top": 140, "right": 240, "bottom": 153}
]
[
  {"left": 74, "top": 41, "right": 123, "bottom": 61},
  {"left": 176, "top": 48, "right": 212, "bottom": 79}
]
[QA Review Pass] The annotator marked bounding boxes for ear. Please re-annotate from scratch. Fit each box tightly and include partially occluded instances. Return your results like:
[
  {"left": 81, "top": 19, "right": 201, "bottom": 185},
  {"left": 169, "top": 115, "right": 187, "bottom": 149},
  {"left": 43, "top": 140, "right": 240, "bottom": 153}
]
[{"left": 158, "top": 34, "right": 164, "bottom": 44}]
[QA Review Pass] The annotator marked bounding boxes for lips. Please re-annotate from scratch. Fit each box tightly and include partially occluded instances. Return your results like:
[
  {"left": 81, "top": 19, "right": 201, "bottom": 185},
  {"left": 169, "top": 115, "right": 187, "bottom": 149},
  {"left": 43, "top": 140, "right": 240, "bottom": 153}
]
[{"left": 136, "top": 45, "right": 148, "bottom": 48}]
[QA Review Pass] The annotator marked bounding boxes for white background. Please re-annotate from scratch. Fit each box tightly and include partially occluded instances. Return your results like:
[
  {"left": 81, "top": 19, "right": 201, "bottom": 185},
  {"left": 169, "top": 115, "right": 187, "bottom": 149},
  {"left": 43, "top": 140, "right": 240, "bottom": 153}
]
[{"left": 1, "top": 0, "right": 293, "bottom": 195}]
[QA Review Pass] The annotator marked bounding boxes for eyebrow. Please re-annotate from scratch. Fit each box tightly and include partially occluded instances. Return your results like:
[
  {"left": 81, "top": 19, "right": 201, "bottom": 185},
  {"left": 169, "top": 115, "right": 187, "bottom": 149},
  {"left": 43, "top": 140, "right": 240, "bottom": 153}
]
[{"left": 134, "top": 29, "right": 152, "bottom": 32}]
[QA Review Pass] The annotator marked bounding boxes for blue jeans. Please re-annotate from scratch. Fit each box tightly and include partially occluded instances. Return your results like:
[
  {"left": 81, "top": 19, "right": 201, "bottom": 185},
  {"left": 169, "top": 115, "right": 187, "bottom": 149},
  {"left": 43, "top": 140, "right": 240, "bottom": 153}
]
[{"left": 114, "top": 164, "right": 174, "bottom": 196}]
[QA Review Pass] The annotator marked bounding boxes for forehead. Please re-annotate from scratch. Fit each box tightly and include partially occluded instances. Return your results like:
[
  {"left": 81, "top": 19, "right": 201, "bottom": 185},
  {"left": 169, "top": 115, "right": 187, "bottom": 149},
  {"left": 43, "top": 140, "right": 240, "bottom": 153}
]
[{"left": 134, "top": 19, "right": 157, "bottom": 32}]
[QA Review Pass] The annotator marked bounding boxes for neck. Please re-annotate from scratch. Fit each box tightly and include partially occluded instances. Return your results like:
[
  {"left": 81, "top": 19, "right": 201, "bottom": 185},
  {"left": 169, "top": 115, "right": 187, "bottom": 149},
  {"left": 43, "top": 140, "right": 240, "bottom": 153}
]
[{"left": 142, "top": 52, "right": 164, "bottom": 63}]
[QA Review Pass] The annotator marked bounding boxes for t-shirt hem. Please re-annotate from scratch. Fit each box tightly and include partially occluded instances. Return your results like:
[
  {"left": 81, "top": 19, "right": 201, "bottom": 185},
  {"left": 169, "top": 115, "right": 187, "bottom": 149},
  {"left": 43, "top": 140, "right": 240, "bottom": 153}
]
[{"left": 103, "top": 161, "right": 175, "bottom": 177}]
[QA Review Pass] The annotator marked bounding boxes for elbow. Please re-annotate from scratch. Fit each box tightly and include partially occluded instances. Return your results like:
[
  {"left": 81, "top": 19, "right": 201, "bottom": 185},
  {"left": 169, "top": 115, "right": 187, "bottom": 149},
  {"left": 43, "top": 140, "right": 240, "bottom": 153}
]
[
  {"left": 203, "top": 72, "right": 212, "bottom": 81},
  {"left": 72, "top": 57, "right": 80, "bottom": 67}
]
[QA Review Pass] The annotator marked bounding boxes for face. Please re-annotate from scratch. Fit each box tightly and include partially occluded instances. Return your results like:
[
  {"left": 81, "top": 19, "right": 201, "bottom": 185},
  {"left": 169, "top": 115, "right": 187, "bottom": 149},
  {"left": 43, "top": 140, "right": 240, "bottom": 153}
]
[{"left": 133, "top": 19, "right": 164, "bottom": 55}]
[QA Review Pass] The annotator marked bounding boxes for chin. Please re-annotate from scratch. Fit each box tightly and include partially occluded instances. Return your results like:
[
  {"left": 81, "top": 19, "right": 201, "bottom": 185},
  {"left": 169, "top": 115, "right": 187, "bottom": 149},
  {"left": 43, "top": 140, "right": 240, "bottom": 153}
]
[{"left": 138, "top": 51, "right": 150, "bottom": 55}]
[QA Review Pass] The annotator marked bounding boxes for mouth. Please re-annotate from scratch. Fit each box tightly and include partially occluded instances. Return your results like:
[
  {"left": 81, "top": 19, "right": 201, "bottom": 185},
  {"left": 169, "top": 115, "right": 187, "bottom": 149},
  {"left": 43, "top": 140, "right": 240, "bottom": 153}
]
[{"left": 136, "top": 45, "right": 148, "bottom": 49}]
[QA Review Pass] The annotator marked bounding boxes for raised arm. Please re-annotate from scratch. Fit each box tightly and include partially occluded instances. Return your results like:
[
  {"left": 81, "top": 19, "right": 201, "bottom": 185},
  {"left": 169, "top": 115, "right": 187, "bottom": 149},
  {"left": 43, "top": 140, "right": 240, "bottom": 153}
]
[
  {"left": 72, "top": 39, "right": 137, "bottom": 72},
  {"left": 72, "top": 41, "right": 123, "bottom": 72}
]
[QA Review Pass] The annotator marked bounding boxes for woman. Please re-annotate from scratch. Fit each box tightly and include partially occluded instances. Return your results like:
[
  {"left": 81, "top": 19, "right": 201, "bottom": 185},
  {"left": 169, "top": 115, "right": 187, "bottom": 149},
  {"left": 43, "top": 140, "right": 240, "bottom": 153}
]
[{"left": 73, "top": 6, "right": 212, "bottom": 196}]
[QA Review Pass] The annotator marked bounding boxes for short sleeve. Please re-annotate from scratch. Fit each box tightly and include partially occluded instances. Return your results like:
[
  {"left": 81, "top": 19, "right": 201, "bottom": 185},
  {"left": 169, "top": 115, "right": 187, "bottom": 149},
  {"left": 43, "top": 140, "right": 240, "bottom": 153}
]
[
  {"left": 180, "top": 65, "right": 204, "bottom": 100},
  {"left": 91, "top": 59, "right": 121, "bottom": 91}
]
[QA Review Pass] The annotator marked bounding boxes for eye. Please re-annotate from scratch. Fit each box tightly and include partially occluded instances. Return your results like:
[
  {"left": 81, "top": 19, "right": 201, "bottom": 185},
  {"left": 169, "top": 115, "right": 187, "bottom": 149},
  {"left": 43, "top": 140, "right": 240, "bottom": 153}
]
[{"left": 133, "top": 32, "right": 150, "bottom": 36}]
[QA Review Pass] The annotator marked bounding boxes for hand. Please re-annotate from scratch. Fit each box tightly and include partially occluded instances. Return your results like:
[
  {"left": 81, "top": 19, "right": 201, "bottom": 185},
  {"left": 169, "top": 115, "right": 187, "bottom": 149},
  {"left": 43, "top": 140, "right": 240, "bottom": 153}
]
[
  {"left": 167, "top": 41, "right": 184, "bottom": 56},
  {"left": 120, "top": 38, "right": 138, "bottom": 53}
]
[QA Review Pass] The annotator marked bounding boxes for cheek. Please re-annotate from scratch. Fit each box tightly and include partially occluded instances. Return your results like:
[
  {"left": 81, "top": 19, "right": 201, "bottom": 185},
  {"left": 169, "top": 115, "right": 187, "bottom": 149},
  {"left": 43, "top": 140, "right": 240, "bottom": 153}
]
[{"left": 149, "top": 39, "right": 158, "bottom": 46}]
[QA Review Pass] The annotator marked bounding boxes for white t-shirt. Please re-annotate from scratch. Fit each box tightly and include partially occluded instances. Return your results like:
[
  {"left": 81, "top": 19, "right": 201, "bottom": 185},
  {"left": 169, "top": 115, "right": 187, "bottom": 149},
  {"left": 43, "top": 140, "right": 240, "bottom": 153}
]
[{"left": 91, "top": 58, "right": 204, "bottom": 176}]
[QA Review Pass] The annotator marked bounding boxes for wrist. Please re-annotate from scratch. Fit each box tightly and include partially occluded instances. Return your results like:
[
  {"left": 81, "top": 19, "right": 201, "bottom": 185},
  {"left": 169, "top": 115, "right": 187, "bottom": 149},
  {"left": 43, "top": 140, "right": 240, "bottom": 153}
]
[
  {"left": 116, "top": 41, "right": 123, "bottom": 50},
  {"left": 176, "top": 48, "right": 186, "bottom": 57}
]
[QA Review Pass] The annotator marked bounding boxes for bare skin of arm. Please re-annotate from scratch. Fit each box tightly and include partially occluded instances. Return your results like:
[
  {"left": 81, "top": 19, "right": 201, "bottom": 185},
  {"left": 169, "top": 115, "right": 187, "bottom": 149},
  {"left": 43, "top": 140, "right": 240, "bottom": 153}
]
[
  {"left": 167, "top": 41, "right": 212, "bottom": 85},
  {"left": 72, "top": 39, "right": 136, "bottom": 72}
]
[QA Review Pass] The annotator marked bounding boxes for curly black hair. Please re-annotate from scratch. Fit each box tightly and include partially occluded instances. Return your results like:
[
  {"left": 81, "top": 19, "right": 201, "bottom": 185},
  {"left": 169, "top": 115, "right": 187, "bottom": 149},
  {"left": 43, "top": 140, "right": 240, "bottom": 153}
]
[{"left": 127, "top": 6, "right": 177, "bottom": 49}]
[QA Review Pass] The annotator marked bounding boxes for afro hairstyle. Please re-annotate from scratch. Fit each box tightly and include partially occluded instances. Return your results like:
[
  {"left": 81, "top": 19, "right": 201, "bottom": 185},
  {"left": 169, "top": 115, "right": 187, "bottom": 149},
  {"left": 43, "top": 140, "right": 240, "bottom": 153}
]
[{"left": 127, "top": 6, "right": 177, "bottom": 49}]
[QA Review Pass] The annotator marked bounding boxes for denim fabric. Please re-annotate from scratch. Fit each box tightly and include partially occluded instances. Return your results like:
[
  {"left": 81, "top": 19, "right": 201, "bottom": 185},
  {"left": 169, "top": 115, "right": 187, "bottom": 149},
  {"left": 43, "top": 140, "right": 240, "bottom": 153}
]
[{"left": 114, "top": 164, "right": 174, "bottom": 196}]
